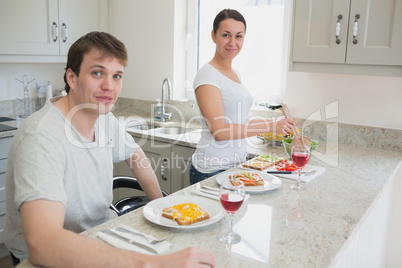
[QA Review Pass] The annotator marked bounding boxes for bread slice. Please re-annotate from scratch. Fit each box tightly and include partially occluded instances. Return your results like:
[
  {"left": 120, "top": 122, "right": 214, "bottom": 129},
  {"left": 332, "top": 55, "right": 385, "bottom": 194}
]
[
  {"left": 242, "top": 155, "right": 284, "bottom": 171},
  {"left": 255, "top": 154, "right": 284, "bottom": 164},
  {"left": 241, "top": 159, "right": 274, "bottom": 170},
  {"left": 162, "top": 203, "right": 210, "bottom": 225},
  {"left": 229, "top": 171, "right": 265, "bottom": 186}
]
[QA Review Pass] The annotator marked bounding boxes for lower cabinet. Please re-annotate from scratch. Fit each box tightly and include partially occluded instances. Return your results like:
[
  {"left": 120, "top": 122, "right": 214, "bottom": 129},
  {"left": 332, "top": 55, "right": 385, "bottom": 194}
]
[
  {"left": 0, "top": 136, "right": 13, "bottom": 258},
  {"left": 113, "top": 136, "right": 195, "bottom": 199},
  {"left": 170, "top": 144, "right": 193, "bottom": 192}
]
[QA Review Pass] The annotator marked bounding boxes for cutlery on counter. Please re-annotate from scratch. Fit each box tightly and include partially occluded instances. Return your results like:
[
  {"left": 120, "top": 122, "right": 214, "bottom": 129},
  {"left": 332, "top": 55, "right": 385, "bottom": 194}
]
[
  {"left": 199, "top": 188, "right": 219, "bottom": 196},
  {"left": 267, "top": 170, "right": 316, "bottom": 176},
  {"left": 101, "top": 229, "right": 158, "bottom": 254},
  {"left": 201, "top": 186, "right": 220, "bottom": 192},
  {"left": 116, "top": 226, "right": 166, "bottom": 244}
]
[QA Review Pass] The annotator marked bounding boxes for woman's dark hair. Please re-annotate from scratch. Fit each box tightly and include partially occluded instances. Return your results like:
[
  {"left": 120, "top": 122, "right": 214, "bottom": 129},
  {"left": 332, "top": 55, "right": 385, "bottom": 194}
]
[
  {"left": 213, "top": 9, "right": 246, "bottom": 33},
  {"left": 63, "top": 31, "right": 128, "bottom": 93}
]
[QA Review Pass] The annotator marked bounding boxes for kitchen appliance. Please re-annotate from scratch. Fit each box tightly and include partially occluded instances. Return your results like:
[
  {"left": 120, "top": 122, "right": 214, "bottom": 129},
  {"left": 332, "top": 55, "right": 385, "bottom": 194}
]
[
  {"left": 0, "top": 117, "right": 17, "bottom": 132},
  {"left": 0, "top": 124, "right": 17, "bottom": 132},
  {"left": 36, "top": 82, "right": 53, "bottom": 109}
]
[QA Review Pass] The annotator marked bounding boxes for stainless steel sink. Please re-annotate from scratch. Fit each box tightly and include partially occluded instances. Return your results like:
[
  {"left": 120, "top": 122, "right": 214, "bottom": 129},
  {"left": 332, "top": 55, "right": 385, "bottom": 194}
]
[
  {"left": 126, "top": 123, "right": 159, "bottom": 131},
  {"left": 152, "top": 127, "right": 197, "bottom": 135}
]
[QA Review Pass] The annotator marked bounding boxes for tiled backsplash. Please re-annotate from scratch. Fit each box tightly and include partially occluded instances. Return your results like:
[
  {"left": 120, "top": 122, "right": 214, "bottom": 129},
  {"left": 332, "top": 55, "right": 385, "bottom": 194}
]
[
  {"left": 1, "top": 97, "right": 401, "bottom": 152},
  {"left": 0, "top": 98, "right": 46, "bottom": 118}
]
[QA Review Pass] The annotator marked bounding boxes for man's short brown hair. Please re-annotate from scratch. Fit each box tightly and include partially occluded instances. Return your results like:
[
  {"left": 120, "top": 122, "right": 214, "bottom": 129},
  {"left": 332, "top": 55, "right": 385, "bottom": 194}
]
[{"left": 63, "top": 31, "right": 128, "bottom": 93}]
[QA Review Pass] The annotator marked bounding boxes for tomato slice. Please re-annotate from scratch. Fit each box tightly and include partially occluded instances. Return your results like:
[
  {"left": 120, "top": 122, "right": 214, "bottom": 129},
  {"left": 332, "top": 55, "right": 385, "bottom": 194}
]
[{"left": 275, "top": 159, "right": 297, "bottom": 171}]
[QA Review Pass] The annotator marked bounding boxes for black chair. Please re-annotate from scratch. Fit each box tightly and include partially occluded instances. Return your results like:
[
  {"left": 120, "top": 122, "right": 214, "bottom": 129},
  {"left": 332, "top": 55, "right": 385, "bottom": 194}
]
[{"left": 110, "top": 176, "right": 168, "bottom": 216}]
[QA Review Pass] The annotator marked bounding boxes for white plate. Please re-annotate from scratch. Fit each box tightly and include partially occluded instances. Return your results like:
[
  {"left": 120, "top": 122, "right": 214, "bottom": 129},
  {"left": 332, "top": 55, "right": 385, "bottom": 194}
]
[
  {"left": 216, "top": 169, "right": 282, "bottom": 193},
  {"left": 143, "top": 195, "right": 225, "bottom": 229}
]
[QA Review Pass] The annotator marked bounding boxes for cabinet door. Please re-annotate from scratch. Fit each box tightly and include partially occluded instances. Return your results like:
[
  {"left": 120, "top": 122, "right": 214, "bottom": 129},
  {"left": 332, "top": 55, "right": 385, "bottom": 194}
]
[
  {"left": 134, "top": 138, "right": 172, "bottom": 194},
  {"left": 346, "top": 0, "right": 402, "bottom": 65},
  {"left": 292, "top": 0, "right": 351, "bottom": 63},
  {"left": 58, "top": 0, "right": 110, "bottom": 55},
  {"left": 171, "top": 145, "right": 195, "bottom": 193},
  {"left": 0, "top": 0, "right": 60, "bottom": 55}
]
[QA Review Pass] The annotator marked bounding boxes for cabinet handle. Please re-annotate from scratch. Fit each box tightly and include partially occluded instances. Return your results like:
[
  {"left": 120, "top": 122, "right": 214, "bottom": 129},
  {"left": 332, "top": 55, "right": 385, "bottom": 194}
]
[
  {"left": 335, "top": 14, "right": 343, "bottom": 44},
  {"left": 161, "top": 157, "right": 169, "bottom": 181},
  {"left": 52, "top": 22, "right": 58, "bottom": 42},
  {"left": 353, "top": 14, "right": 360, "bottom": 45},
  {"left": 62, "top": 23, "right": 68, "bottom": 43}
]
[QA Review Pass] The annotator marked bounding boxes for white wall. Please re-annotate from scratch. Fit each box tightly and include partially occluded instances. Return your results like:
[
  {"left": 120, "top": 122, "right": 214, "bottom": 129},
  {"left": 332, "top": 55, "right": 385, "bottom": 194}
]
[
  {"left": 0, "top": 63, "right": 65, "bottom": 101},
  {"left": 285, "top": 72, "right": 402, "bottom": 130}
]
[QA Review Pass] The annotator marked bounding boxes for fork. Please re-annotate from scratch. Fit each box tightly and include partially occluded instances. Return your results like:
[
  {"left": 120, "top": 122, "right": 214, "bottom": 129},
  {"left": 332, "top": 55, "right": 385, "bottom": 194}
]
[
  {"left": 304, "top": 170, "right": 316, "bottom": 176},
  {"left": 116, "top": 226, "right": 166, "bottom": 244}
]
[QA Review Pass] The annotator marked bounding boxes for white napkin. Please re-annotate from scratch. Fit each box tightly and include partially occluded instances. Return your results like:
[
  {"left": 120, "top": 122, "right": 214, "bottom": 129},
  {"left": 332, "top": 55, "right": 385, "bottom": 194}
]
[
  {"left": 97, "top": 224, "right": 171, "bottom": 255},
  {"left": 191, "top": 189, "right": 251, "bottom": 201}
]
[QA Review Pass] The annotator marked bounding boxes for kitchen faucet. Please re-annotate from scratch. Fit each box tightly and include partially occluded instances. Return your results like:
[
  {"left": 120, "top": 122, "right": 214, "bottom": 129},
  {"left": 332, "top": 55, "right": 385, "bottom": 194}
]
[{"left": 156, "top": 78, "right": 172, "bottom": 122}]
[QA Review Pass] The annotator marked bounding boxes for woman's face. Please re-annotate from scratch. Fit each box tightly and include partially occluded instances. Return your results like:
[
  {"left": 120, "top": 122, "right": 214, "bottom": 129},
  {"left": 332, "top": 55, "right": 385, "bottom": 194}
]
[{"left": 212, "top": 18, "right": 246, "bottom": 61}]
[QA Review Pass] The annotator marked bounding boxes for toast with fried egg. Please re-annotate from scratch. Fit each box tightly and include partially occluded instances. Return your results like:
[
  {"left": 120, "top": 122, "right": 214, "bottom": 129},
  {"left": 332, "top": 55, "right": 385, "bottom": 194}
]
[{"left": 162, "top": 203, "right": 210, "bottom": 225}]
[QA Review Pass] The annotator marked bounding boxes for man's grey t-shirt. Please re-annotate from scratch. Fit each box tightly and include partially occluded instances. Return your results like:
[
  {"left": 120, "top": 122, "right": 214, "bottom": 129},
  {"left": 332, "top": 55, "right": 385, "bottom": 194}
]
[{"left": 4, "top": 98, "right": 136, "bottom": 260}]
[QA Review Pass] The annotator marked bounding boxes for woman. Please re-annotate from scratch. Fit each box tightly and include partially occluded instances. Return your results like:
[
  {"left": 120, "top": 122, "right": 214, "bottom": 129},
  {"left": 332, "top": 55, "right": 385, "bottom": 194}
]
[{"left": 190, "top": 9, "right": 295, "bottom": 185}]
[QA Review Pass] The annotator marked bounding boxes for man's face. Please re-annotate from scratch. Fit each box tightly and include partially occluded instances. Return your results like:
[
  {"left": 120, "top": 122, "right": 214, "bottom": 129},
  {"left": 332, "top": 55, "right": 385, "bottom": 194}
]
[{"left": 67, "top": 49, "right": 124, "bottom": 115}]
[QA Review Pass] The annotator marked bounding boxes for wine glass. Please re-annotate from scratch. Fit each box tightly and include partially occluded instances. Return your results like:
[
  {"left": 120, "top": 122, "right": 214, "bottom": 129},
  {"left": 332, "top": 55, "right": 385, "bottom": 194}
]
[
  {"left": 219, "top": 178, "right": 245, "bottom": 244},
  {"left": 290, "top": 145, "right": 310, "bottom": 190}
]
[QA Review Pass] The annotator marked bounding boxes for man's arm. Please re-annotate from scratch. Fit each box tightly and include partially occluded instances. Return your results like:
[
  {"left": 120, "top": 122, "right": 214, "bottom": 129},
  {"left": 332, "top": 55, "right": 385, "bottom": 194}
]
[
  {"left": 125, "top": 146, "right": 163, "bottom": 200},
  {"left": 21, "top": 199, "right": 139, "bottom": 267},
  {"left": 21, "top": 199, "right": 216, "bottom": 268}
]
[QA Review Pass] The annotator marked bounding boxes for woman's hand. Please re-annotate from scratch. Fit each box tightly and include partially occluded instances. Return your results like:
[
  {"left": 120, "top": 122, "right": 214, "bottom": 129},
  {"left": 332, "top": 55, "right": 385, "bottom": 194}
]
[{"left": 269, "top": 118, "right": 295, "bottom": 135}]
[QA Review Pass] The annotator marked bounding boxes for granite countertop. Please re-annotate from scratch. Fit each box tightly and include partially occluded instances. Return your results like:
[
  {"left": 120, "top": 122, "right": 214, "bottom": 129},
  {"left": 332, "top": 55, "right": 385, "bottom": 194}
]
[
  {"left": 17, "top": 140, "right": 402, "bottom": 267},
  {"left": 82, "top": 144, "right": 401, "bottom": 267}
]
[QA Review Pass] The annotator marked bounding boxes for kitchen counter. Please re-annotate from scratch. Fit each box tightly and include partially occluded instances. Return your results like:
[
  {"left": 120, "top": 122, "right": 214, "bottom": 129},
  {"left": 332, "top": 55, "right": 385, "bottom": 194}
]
[{"left": 17, "top": 139, "right": 402, "bottom": 267}]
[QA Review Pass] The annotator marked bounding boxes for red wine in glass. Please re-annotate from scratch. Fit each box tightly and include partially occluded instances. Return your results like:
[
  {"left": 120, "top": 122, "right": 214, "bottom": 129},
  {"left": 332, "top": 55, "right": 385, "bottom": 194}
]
[
  {"left": 219, "top": 178, "right": 245, "bottom": 244},
  {"left": 290, "top": 145, "right": 310, "bottom": 190},
  {"left": 292, "top": 152, "right": 310, "bottom": 168},
  {"left": 220, "top": 193, "right": 244, "bottom": 215}
]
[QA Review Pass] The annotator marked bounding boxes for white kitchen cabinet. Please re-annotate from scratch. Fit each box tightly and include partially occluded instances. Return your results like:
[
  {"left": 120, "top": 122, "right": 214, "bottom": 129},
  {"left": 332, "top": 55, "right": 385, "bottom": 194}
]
[
  {"left": 0, "top": 136, "right": 13, "bottom": 258},
  {"left": 0, "top": 0, "right": 109, "bottom": 60},
  {"left": 170, "top": 144, "right": 193, "bottom": 192},
  {"left": 292, "top": 0, "right": 402, "bottom": 66},
  {"left": 114, "top": 137, "right": 195, "bottom": 195},
  {"left": 134, "top": 138, "right": 172, "bottom": 194}
]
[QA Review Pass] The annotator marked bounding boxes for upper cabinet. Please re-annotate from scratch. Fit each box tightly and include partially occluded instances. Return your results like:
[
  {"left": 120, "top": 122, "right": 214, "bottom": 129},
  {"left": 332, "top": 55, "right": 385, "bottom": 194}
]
[
  {"left": 0, "top": 0, "right": 110, "bottom": 62},
  {"left": 291, "top": 0, "right": 402, "bottom": 75}
]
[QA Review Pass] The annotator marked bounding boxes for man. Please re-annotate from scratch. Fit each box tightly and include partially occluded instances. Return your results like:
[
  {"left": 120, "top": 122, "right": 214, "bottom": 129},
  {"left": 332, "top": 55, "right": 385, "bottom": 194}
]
[{"left": 5, "top": 32, "right": 216, "bottom": 267}]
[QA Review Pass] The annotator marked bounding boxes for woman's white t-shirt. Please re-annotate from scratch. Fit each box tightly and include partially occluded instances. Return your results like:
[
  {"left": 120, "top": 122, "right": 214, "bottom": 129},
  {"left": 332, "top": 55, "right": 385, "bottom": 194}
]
[{"left": 192, "top": 64, "right": 253, "bottom": 173}]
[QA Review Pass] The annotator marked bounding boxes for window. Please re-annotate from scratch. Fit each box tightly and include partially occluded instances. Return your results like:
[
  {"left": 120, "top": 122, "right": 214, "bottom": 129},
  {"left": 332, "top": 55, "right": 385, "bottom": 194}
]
[{"left": 186, "top": 0, "right": 287, "bottom": 104}]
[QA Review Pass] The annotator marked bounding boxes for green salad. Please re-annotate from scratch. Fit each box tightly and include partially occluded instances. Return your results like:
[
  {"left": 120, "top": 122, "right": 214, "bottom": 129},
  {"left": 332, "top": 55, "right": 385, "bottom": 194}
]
[{"left": 282, "top": 136, "right": 318, "bottom": 158}]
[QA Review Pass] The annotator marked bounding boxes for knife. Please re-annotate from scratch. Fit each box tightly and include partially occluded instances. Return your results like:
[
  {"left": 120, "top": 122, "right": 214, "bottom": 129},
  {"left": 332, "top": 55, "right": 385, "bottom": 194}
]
[
  {"left": 101, "top": 229, "right": 158, "bottom": 255},
  {"left": 267, "top": 171, "right": 292, "bottom": 174},
  {"left": 267, "top": 170, "right": 316, "bottom": 176}
]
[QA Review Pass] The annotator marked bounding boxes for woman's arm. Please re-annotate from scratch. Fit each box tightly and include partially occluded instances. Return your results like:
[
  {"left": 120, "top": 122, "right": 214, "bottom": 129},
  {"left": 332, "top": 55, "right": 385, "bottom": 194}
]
[{"left": 196, "top": 84, "right": 294, "bottom": 141}]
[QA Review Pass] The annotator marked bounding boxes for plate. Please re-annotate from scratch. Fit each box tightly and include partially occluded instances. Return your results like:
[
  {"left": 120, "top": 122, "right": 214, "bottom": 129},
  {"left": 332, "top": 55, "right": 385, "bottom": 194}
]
[
  {"left": 143, "top": 195, "right": 225, "bottom": 229},
  {"left": 216, "top": 169, "right": 282, "bottom": 193}
]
